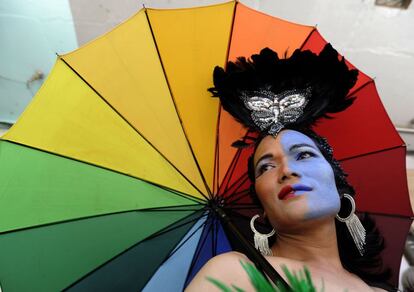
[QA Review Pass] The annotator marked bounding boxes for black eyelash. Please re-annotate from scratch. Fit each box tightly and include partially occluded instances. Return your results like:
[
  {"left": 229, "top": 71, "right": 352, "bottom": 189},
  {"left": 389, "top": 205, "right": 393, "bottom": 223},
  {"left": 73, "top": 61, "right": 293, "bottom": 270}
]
[
  {"left": 256, "top": 163, "right": 274, "bottom": 178},
  {"left": 296, "top": 151, "right": 316, "bottom": 160}
]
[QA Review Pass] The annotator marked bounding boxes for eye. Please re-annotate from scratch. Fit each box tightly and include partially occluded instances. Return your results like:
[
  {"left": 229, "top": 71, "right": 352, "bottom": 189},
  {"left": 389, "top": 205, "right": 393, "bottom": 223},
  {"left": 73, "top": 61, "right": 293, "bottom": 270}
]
[
  {"left": 256, "top": 163, "right": 275, "bottom": 178},
  {"left": 296, "top": 151, "right": 316, "bottom": 160}
]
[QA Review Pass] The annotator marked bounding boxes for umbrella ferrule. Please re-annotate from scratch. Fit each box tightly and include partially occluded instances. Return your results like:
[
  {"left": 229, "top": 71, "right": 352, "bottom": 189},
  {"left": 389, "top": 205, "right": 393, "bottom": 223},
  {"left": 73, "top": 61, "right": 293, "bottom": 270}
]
[{"left": 209, "top": 200, "right": 228, "bottom": 221}]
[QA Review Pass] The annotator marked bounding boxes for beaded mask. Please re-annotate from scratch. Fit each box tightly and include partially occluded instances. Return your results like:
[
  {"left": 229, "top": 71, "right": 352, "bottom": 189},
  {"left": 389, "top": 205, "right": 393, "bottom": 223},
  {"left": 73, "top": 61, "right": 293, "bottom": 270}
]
[{"left": 241, "top": 88, "right": 311, "bottom": 136}]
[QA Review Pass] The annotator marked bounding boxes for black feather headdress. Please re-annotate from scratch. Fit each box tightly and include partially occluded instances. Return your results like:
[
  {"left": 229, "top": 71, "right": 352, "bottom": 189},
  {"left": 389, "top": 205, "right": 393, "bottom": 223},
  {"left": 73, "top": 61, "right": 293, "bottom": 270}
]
[{"left": 209, "top": 44, "right": 358, "bottom": 136}]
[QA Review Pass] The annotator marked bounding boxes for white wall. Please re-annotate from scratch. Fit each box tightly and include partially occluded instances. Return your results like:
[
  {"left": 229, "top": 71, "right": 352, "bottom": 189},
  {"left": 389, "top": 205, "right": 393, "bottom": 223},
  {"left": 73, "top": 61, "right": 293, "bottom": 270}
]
[{"left": 0, "top": 0, "right": 78, "bottom": 123}]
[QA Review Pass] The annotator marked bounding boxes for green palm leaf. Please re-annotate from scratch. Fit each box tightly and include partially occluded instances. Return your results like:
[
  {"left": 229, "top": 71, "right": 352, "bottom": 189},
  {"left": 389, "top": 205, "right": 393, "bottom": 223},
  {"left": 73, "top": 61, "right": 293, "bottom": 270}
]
[{"left": 207, "top": 261, "right": 323, "bottom": 292}]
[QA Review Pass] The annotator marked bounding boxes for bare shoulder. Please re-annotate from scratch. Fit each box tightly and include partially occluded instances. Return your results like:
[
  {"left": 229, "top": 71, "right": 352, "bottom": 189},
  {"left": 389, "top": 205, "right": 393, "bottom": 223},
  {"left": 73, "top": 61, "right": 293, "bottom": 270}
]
[
  {"left": 208, "top": 251, "right": 250, "bottom": 265},
  {"left": 185, "top": 252, "right": 254, "bottom": 291},
  {"left": 192, "top": 251, "right": 250, "bottom": 273}
]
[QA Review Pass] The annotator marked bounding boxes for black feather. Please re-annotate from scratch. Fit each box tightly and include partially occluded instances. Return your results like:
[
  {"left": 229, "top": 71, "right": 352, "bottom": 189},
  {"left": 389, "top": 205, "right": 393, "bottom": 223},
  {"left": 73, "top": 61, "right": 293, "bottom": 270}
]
[{"left": 209, "top": 44, "right": 358, "bottom": 133}]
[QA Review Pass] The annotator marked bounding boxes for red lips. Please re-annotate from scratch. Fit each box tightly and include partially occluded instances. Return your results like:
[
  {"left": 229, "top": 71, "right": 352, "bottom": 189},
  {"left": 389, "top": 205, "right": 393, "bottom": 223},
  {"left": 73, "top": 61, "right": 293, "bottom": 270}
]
[{"left": 278, "top": 185, "right": 294, "bottom": 200}]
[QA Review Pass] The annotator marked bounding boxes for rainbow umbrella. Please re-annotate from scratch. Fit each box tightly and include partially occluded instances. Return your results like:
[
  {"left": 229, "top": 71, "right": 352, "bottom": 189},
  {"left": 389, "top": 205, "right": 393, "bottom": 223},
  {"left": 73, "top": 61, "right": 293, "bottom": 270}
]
[{"left": 0, "top": 1, "right": 411, "bottom": 291}]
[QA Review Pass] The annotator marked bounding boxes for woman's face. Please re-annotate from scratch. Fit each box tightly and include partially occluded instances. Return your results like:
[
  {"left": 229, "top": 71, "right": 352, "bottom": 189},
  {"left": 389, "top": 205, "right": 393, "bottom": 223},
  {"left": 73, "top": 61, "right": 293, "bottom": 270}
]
[{"left": 253, "top": 130, "right": 340, "bottom": 229}]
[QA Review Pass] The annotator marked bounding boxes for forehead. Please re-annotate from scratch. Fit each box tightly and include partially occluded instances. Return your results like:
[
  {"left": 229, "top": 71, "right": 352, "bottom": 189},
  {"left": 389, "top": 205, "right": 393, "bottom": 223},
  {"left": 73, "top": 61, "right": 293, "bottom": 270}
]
[{"left": 254, "top": 130, "right": 317, "bottom": 161}]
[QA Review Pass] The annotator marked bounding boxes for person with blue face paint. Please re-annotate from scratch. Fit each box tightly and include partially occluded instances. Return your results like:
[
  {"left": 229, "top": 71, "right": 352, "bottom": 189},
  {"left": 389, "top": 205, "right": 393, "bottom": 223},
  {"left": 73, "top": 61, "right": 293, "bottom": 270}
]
[
  {"left": 253, "top": 130, "right": 341, "bottom": 226},
  {"left": 186, "top": 45, "right": 392, "bottom": 291}
]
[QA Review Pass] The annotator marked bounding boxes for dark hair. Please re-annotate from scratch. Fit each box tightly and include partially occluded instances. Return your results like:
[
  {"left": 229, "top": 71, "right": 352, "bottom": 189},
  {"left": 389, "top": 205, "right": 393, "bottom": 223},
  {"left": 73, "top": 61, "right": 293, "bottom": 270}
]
[{"left": 246, "top": 128, "right": 391, "bottom": 286}]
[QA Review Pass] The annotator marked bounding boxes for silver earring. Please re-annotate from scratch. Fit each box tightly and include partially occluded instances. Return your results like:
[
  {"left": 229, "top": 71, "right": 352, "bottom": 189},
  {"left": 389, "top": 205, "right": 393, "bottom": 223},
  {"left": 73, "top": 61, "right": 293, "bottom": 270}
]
[
  {"left": 336, "top": 194, "right": 366, "bottom": 256},
  {"left": 250, "top": 214, "right": 275, "bottom": 256}
]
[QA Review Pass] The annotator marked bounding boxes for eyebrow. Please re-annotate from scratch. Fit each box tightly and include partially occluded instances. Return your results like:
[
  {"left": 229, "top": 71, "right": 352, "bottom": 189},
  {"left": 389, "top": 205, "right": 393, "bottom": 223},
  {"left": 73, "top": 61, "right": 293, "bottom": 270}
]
[
  {"left": 289, "top": 143, "right": 317, "bottom": 152},
  {"left": 255, "top": 153, "right": 273, "bottom": 169}
]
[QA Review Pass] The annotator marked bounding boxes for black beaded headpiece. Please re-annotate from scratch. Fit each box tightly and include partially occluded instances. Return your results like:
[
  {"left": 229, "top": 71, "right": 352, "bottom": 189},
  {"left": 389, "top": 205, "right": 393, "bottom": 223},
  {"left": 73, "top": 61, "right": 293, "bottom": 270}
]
[{"left": 209, "top": 43, "right": 358, "bottom": 137}]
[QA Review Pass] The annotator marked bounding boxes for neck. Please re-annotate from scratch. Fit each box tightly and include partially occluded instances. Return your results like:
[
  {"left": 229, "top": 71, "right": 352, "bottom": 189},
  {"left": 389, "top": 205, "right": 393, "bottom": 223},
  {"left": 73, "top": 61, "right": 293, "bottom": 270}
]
[{"left": 271, "top": 218, "right": 343, "bottom": 271}]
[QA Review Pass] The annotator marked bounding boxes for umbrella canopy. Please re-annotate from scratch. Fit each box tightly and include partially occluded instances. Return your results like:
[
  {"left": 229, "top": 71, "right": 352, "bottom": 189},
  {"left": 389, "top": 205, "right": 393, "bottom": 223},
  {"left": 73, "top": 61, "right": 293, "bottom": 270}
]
[{"left": 0, "top": 1, "right": 411, "bottom": 291}]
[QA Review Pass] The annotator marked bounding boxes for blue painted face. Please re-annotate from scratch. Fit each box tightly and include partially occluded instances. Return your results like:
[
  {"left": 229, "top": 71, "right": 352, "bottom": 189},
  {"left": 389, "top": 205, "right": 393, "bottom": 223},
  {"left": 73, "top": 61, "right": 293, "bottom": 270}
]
[
  {"left": 254, "top": 130, "right": 340, "bottom": 222},
  {"left": 279, "top": 130, "right": 340, "bottom": 219}
]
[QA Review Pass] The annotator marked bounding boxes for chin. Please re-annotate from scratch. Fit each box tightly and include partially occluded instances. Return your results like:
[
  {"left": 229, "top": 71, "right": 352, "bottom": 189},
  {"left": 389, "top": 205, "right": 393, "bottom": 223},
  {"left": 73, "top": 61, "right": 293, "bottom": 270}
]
[
  {"left": 279, "top": 202, "right": 310, "bottom": 223},
  {"left": 303, "top": 208, "right": 339, "bottom": 221}
]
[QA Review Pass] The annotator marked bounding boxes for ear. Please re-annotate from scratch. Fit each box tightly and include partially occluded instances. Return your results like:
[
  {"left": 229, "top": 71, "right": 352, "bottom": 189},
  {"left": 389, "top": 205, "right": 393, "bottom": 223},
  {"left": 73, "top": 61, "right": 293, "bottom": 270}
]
[{"left": 263, "top": 211, "right": 267, "bottom": 219}]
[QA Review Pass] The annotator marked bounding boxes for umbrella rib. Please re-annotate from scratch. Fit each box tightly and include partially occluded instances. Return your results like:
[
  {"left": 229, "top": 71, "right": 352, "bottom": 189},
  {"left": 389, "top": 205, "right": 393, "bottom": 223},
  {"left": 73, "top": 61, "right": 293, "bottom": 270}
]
[
  {"left": 227, "top": 179, "right": 249, "bottom": 196},
  {"left": 156, "top": 215, "right": 207, "bottom": 265},
  {"left": 143, "top": 8, "right": 213, "bottom": 200},
  {"left": 213, "top": 216, "right": 220, "bottom": 256},
  {"left": 58, "top": 57, "right": 209, "bottom": 201},
  {"left": 0, "top": 205, "right": 205, "bottom": 236},
  {"left": 183, "top": 213, "right": 216, "bottom": 286},
  {"left": 62, "top": 210, "right": 206, "bottom": 291},
  {"left": 1, "top": 139, "right": 205, "bottom": 205},
  {"left": 213, "top": 0, "right": 239, "bottom": 196},
  {"left": 221, "top": 173, "right": 250, "bottom": 202},
  {"left": 153, "top": 187, "right": 205, "bottom": 204},
  {"left": 338, "top": 144, "right": 405, "bottom": 163},
  {"left": 144, "top": 212, "right": 209, "bottom": 242},
  {"left": 139, "top": 216, "right": 209, "bottom": 291},
  {"left": 212, "top": 215, "right": 217, "bottom": 257},
  {"left": 138, "top": 204, "right": 203, "bottom": 212},
  {"left": 225, "top": 192, "right": 249, "bottom": 205},
  {"left": 231, "top": 179, "right": 249, "bottom": 196},
  {"left": 224, "top": 0, "right": 238, "bottom": 65},
  {"left": 223, "top": 148, "right": 243, "bottom": 193},
  {"left": 221, "top": 146, "right": 243, "bottom": 193},
  {"left": 213, "top": 107, "right": 222, "bottom": 197},
  {"left": 224, "top": 189, "right": 250, "bottom": 206},
  {"left": 347, "top": 77, "right": 373, "bottom": 98},
  {"left": 226, "top": 190, "right": 251, "bottom": 206},
  {"left": 220, "top": 131, "right": 256, "bottom": 194},
  {"left": 299, "top": 27, "right": 318, "bottom": 51},
  {"left": 226, "top": 204, "right": 261, "bottom": 210},
  {"left": 226, "top": 173, "right": 249, "bottom": 194},
  {"left": 225, "top": 206, "right": 262, "bottom": 213}
]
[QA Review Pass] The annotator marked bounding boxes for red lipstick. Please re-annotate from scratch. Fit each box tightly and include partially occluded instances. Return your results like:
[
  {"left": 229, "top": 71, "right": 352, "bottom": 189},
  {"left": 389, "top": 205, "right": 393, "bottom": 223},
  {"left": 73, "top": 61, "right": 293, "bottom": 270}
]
[{"left": 278, "top": 185, "right": 294, "bottom": 200}]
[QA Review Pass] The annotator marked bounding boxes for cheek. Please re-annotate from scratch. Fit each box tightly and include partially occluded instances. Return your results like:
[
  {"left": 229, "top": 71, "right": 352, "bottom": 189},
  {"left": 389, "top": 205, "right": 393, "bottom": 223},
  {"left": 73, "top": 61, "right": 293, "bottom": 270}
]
[
  {"left": 254, "top": 173, "right": 279, "bottom": 205},
  {"left": 304, "top": 162, "right": 341, "bottom": 219},
  {"left": 255, "top": 176, "right": 273, "bottom": 200},
  {"left": 290, "top": 158, "right": 335, "bottom": 187},
  {"left": 316, "top": 163, "right": 338, "bottom": 193}
]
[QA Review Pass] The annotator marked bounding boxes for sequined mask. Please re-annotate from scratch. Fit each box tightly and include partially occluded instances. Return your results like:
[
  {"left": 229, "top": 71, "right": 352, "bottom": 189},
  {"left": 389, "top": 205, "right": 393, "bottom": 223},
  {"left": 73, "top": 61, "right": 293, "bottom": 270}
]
[{"left": 241, "top": 88, "right": 311, "bottom": 136}]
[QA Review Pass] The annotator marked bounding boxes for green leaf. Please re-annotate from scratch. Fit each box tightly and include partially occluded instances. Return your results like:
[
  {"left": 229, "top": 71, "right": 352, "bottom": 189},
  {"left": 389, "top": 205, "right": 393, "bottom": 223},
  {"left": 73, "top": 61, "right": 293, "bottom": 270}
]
[
  {"left": 240, "top": 261, "right": 275, "bottom": 292},
  {"left": 206, "top": 277, "right": 234, "bottom": 292},
  {"left": 206, "top": 261, "right": 324, "bottom": 292},
  {"left": 231, "top": 284, "right": 246, "bottom": 292}
]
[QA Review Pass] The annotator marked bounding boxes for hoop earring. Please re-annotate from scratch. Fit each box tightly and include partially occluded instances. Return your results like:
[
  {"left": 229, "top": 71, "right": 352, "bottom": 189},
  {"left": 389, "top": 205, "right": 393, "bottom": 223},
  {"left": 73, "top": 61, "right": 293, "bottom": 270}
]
[
  {"left": 336, "top": 194, "right": 366, "bottom": 256},
  {"left": 250, "top": 214, "right": 275, "bottom": 256}
]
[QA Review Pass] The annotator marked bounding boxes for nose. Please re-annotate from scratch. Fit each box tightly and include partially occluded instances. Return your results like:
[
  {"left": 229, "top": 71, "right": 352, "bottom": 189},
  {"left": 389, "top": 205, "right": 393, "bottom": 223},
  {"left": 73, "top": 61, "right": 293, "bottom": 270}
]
[{"left": 277, "top": 161, "right": 299, "bottom": 183}]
